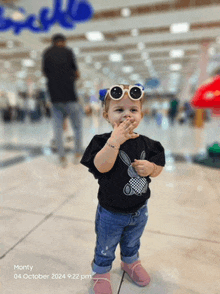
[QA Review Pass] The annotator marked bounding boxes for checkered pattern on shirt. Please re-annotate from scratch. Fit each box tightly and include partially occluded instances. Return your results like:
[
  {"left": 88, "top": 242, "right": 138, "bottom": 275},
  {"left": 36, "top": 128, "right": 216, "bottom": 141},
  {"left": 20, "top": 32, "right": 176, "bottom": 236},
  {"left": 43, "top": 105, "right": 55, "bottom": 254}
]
[{"left": 129, "top": 177, "right": 147, "bottom": 195}]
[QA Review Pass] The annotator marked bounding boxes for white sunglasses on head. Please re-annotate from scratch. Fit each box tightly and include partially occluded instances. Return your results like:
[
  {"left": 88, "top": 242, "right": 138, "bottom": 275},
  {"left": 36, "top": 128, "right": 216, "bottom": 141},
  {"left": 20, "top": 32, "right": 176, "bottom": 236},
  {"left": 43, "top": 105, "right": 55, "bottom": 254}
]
[{"left": 106, "top": 85, "right": 144, "bottom": 101}]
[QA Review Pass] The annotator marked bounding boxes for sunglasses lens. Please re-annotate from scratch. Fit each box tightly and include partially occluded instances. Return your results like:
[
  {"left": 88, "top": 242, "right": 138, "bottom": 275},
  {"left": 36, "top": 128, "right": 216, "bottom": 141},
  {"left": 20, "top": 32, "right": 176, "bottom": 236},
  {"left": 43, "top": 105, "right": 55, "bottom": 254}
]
[
  {"left": 110, "top": 86, "right": 123, "bottom": 99},
  {"left": 130, "top": 87, "right": 142, "bottom": 99}
]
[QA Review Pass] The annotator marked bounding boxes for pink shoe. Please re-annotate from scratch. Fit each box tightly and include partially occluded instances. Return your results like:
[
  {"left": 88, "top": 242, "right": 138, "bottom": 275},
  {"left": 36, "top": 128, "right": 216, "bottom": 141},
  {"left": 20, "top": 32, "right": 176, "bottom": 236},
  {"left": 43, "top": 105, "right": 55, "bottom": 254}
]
[
  {"left": 121, "top": 260, "right": 150, "bottom": 287},
  {"left": 93, "top": 273, "right": 112, "bottom": 294}
]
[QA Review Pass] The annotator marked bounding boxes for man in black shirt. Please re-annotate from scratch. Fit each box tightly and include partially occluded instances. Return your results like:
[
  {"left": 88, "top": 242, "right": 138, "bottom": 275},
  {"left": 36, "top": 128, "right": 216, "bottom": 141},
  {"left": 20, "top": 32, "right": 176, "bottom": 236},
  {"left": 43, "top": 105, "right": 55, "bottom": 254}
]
[{"left": 42, "top": 34, "right": 82, "bottom": 166}]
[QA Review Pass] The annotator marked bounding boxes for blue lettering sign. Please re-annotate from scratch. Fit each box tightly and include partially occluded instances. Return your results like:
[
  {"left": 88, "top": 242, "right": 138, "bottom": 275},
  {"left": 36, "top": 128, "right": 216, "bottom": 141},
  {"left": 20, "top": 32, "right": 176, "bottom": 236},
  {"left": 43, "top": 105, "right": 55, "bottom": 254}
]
[{"left": 0, "top": 0, "right": 93, "bottom": 34}]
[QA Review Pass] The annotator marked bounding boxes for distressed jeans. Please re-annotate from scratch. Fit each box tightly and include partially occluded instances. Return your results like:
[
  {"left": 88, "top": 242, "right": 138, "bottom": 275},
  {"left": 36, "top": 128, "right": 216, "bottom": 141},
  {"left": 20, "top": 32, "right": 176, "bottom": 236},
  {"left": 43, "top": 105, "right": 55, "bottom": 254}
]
[
  {"left": 92, "top": 203, "right": 148, "bottom": 274},
  {"left": 52, "top": 101, "right": 82, "bottom": 157}
]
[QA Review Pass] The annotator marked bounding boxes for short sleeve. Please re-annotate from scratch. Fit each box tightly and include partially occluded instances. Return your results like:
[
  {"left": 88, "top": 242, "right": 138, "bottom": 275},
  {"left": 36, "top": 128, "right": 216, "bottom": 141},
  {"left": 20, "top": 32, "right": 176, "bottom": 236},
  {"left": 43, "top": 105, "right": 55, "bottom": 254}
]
[
  {"left": 143, "top": 137, "right": 165, "bottom": 166},
  {"left": 68, "top": 49, "right": 78, "bottom": 72},
  {"left": 80, "top": 135, "right": 107, "bottom": 179}
]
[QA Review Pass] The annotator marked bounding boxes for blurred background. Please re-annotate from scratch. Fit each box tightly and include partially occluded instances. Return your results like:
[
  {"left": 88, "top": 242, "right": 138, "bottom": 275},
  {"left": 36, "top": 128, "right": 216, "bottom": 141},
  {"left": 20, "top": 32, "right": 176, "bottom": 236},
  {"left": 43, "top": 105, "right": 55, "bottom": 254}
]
[
  {"left": 1, "top": 1, "right": 220, "bottom": 293},
  {"left": 0, "top": 0, "right": 220, "bottom": 127}
]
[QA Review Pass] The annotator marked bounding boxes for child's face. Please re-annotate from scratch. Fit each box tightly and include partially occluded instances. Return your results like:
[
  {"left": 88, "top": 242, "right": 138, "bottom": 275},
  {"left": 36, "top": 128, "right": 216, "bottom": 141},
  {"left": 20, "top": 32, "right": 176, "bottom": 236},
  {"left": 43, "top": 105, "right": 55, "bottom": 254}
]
[{"left": 103, "top": 88, "right": 143, "bottom": 129}]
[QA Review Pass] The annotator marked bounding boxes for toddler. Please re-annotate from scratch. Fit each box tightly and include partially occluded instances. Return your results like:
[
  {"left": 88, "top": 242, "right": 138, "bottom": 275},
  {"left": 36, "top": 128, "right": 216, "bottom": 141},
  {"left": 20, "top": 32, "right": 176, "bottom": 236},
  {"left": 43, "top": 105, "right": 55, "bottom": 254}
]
[{"left": 80, "top": 84, "right": 165, "bottom": 294}]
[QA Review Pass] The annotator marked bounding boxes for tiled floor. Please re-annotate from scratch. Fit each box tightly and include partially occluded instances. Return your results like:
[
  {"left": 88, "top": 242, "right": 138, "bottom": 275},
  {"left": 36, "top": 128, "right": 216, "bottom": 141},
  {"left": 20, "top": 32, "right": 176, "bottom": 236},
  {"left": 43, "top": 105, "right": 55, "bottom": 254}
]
[{"left": 1, "top": 114, "right": 220, "bottom": 294}]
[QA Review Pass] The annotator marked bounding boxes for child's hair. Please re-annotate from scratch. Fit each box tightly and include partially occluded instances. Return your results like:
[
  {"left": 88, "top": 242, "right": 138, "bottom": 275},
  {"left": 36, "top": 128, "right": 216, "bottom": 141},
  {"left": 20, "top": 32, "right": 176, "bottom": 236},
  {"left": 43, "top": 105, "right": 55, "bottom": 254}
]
[{"left": 102, "top": 85, "right": 144, "bottom": 113}]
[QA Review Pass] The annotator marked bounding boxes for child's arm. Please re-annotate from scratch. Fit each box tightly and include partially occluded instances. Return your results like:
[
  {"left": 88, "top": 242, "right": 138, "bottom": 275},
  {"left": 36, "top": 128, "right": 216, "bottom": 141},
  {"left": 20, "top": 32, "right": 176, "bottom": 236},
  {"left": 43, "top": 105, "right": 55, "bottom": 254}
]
[
  {"left": 94, "top": 118, "right": 139, "bottom": 173},
  {"left": 132, "top": 159, "right": 163, "bottom": 178},
  {"left": 93, "top": 141, "right": 119, "bottom": 173}
]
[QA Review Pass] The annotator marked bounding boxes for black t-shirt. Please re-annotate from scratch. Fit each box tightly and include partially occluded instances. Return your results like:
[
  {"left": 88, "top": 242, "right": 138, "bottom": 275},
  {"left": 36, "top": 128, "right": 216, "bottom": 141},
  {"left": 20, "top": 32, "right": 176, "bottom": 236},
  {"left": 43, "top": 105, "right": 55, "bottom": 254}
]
[
  {"left": 42, "top": 46, "right": 78, "bottom": 103},
  {"left": 80, "top": 133, "right": 165, "bottom": 213}
]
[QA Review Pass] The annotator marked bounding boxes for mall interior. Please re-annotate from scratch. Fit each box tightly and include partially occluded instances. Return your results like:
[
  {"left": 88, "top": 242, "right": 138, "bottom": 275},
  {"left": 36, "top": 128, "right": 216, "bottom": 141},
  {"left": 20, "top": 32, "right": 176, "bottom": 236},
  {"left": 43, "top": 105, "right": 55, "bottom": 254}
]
[{"left": 1, "top": 0, "right": 220, "bottom": 293}]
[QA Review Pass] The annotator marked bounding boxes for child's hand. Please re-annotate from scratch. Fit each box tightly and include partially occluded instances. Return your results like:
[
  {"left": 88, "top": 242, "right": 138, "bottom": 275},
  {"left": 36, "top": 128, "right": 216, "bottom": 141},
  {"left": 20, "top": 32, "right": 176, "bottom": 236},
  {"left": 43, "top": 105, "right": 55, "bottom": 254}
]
[
  {"left": 131, "top": 159, "right": 154, "bottom": 177},
  {"left": 110, "top": 118, "right": 139, "bottom": 146}
]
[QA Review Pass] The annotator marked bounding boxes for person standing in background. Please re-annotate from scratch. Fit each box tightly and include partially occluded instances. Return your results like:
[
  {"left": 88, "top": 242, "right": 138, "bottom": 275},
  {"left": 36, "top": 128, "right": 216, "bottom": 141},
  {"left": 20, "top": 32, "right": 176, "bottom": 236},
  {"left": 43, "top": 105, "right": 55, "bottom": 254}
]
[
  {"left": 42, "top": 33, "right": 82, "bottom": 167},
  {"left": 168, "top": 97, "right": 179, "bottom": 125}
]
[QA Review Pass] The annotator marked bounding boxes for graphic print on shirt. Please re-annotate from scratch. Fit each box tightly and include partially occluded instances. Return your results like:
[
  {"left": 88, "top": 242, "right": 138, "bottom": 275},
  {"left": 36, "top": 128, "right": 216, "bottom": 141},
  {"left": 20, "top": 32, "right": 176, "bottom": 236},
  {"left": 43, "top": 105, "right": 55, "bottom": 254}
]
[{"left": 119, "top": 150, "right": 148, "bottom": 196}]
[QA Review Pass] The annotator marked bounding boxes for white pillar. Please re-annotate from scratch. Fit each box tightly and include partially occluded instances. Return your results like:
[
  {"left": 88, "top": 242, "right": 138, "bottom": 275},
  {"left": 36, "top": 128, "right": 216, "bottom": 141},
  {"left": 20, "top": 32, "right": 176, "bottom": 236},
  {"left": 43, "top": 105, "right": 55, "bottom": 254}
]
[
  {"left": 194, "top": 41, "right": 211, "bottom": 128},
  {"left": 197, "top": 42, "right": 210, "bottom": 85}
]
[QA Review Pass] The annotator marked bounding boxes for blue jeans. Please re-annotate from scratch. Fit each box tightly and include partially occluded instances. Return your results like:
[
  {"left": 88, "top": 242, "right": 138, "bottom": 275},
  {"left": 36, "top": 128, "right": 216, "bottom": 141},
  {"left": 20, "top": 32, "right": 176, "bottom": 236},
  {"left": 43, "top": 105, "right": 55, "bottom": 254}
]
[
  {"left": 92, "top": 203, "right": 148, "bottom": 274},
  {"left": 52, "top": 102, "right": 82, "bottom": 157}
]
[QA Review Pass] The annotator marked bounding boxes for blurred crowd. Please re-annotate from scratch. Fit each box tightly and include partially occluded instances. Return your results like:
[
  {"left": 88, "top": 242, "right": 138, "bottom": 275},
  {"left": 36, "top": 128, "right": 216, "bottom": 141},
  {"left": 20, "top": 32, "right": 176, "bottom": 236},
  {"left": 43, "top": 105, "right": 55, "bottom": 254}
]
[
  {"left": 0, "top": 89, "right": 51, "bottom": 123},
  {"left": 143, "top": 97, "right": 212, "bottom": 127},
  {"left": 0, "top": 89, "right": 212, "bottom": 127},
  {"left": 0, "top": 88, "right": 91, "bottom": 123}
]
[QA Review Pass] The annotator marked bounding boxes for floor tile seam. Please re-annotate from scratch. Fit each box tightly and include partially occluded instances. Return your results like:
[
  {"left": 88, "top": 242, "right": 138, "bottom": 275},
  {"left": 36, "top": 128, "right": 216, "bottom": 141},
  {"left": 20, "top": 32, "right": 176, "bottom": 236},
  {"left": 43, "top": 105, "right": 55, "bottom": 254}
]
[
  {"left": 0, "top": 148, "right": 78, "bottom": 169},
  {"left": 0, "top": 143, "right": 57, "bottom": 169},
  {"left": 0, "top": 143, "right": 73, "bottom": 152},
  {"left": 0, "top": 142, "right": 206, "bottom": 163},
  {"left": 2, "top": 206, "right": 94, "bottom": 224},
  {"left": 117, "top": 271, "right": 125, "bottom": 294},
  {"left": 0, "top": 146, "right": 32, "bottom": 154},
  {"left": 0, "top": 155, "right": 27, "bottom": 166},
  {"left": 53, "top": 214, "right": 94, "bottom": 224},
  {"left": 0, "top": 193, "right": 76, "bottom": 260},
  {"left": 146, "top": 229, "right": 220, "bottom": 244},
  {"left": 0, "top": 153, "right": 42, "bottom": 169},
  {"left": 2, "top": 206, "right": 48, "bottom": 216},
  {"left": 0, "top": 143, "right": 44, "bottom": 150}
]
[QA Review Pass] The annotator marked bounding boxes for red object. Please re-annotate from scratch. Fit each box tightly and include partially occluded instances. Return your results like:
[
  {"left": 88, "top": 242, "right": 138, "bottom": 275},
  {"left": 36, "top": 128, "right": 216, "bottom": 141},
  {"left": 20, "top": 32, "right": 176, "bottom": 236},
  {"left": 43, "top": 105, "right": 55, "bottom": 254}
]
[
  {"left": 212, "top": 108, "right": 220, "bottom": 116},
  {"left": 191, "top": 75, "right": 220, "bottom": 109}
]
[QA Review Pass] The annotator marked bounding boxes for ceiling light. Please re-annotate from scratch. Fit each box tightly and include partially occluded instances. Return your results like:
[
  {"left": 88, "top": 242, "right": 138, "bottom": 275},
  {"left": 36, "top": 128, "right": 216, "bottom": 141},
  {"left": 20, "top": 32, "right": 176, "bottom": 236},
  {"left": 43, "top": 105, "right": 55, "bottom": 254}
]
[
  {"left": 131, "top": 29, "right": 139, "bottom": 37},
  {"left": 120, "top": 79, "right": 128, "bottom": 84},
  {"left": 145, "top": 59, "right": 152, "bottom": 66},
  {"left": 121, "top": 8, "right": 131, "bottom": 17},
  {"left": 30, "top": 50, "right": 37, "bottom": 59},
  {"left": 137, "top": 42, "right": 145, "bottom": 50},
  {"left": 95, "top": 62, "right": 101, "bottom": 69},
  {"left": 208, "top": 47, "right": 216, "bottom": 56},
  {"left": 4, "top": 61, "right": 11, "bottom": 69},
  {"left": 16, "top": 70, "right": 27, "bottom": 78},
  {"left": 85, "top": 31, "right": 104, "bottom": 42},
  {"left": 22, "top": 59, "right": 35, "bottom": 67},
  {"left": 170, "top": 49, "right": 184, "bottom": 58},
  {"left": 109, "top": 53, "right": 123, "bottom": 62},
  {"left": 6, "top": 41, "right": 14, "bottom": 49},
  {"left": 85, "top": 56, "right": 92, "bottom": 63},
  {"left": 169, "top": 64, "right": 182, "bottom": 71},
  {"left": 40, "top": 77, "right": 46, "bottom": 84},
  {"left": 141, "top": 52, "right": 149, "bottom": 59},
  {"left": 122, "top": 66, "right": 133, "bottom": 73},
  {"left": 170, "top": 23, "right": 190, "bottom": 34},
  {"left": 74, "top": 47, "right": 80, "bottom": 55},
  {"left": 130, "top": 73, "right": 140, "bottom": 81}
]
